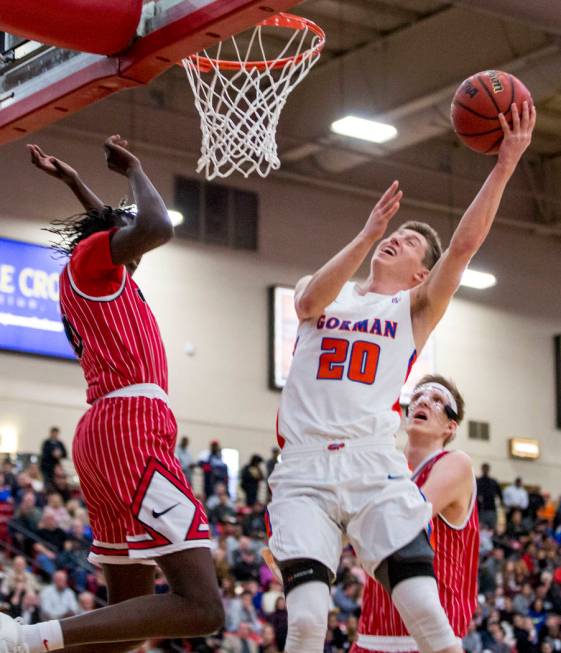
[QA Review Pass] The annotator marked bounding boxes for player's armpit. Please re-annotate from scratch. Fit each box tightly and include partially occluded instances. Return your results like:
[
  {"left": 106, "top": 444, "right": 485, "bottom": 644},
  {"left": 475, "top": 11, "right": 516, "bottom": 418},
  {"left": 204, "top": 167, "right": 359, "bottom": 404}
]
[
  {"left": 109, "top": 219, "right": 172, "bottom": 266},
  {"left": 410, "top": 247, "right": 470, "bottom": 349}
]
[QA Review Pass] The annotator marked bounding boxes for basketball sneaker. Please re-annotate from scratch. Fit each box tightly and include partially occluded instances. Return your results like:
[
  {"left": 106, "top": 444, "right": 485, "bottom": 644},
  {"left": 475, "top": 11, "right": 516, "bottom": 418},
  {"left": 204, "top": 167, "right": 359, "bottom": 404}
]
[{"left": 0, "top": 614, "right": 28, "bottom": 653}]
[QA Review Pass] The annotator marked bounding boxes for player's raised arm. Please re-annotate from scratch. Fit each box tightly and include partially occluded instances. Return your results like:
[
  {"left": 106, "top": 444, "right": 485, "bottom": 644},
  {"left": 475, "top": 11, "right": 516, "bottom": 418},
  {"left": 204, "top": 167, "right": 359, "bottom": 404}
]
[
  {"left": 27, "top": 144, "right": 104, "bottom": 212},
  {"left": 411, "top": 101, "right": 536, "bottom": 347},
  {"left": 295, "top": 181, "right": 402, "bottom": 320},
  {"left": 104, "top": 135, "right": 173, "bottom": 265}
]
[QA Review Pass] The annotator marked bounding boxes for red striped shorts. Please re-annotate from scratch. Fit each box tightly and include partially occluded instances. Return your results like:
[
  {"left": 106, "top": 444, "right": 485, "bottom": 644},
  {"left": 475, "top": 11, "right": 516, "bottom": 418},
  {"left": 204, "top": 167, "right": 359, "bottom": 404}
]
[{"left": 73, "top": 396, "right": 210, "bottom": 565}]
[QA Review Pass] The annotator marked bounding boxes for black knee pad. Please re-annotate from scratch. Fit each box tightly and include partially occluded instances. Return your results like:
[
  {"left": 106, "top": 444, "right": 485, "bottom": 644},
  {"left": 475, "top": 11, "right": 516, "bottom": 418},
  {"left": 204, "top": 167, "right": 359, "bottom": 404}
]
[
  {"left": 279, "top": 558, "right": 333, "bottom": 596},
  {"left": 375, "top": 530, "right": 435, "bottom": 593}
]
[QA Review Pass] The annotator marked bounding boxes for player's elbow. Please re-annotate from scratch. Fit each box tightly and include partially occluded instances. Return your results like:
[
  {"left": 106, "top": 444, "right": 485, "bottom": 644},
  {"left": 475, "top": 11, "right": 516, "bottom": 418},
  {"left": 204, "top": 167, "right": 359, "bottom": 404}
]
[
  {"left": 448, "top": 238, "right": 477, "bottom": 264},
  {"left": 295, "top": 293, "right": 322, "bottom": 321},
  {"left": 194, "top": 598, "right": 225, "bottom": 635},
  {"left": 137, "top": 216, "right": 174, "bottom": 247}
]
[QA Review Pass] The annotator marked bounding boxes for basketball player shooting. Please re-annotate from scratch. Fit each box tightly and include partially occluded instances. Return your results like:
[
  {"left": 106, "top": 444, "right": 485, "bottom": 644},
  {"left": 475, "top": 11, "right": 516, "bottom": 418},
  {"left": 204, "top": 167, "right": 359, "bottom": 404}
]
[
  {"left": 0, "top": 136, "right": 223, "bottom": 652},
  {"left": 266, "top": 101, "right": 535, "bottom": 653},
  {"left": 352, "top": 375, "right": 479, "bottom": 653}
]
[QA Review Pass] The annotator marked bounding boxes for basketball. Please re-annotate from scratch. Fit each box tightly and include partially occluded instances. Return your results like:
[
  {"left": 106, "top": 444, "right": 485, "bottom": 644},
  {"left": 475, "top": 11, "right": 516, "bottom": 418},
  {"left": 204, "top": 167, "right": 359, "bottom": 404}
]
[{"left": 451, "top": 70, "right": 533, "bottom": 155}]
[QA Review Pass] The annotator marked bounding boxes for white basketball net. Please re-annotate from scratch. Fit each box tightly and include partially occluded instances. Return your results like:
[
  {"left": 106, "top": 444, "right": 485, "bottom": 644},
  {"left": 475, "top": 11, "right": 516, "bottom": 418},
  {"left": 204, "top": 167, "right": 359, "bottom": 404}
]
[{"left": 182, "top": 16, "right": 324, "bottom": 180}]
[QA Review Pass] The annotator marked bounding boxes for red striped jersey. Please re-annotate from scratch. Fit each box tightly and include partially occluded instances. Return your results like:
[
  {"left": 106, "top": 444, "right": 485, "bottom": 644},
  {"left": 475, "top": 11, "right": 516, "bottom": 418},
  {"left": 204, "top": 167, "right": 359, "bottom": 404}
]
[
  {"left": 354, "top": 450, "right": 479, "bottom": 652},
  {"left": 59, "top": 229, "right": 168, "bottom": 404}
]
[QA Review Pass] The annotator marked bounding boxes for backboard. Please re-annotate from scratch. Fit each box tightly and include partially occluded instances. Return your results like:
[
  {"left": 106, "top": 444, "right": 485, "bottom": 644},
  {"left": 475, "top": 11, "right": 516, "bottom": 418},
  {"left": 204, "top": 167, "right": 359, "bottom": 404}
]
[{"left": 0, "top": 0, "right": 301, "bottom": 145}]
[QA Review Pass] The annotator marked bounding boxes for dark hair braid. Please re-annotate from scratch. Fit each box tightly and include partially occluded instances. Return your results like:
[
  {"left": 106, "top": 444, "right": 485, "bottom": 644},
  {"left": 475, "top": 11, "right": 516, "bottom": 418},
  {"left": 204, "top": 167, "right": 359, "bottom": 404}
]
[{"left": 44, "top": 206, "right": 134, "bottom": 257}]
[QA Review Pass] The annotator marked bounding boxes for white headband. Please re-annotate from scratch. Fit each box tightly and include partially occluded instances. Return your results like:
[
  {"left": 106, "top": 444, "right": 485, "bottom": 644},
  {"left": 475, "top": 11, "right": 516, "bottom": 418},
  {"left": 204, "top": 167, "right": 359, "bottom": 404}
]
[{"left": 414, "top": 382, "right": 458, "bottom": 415}]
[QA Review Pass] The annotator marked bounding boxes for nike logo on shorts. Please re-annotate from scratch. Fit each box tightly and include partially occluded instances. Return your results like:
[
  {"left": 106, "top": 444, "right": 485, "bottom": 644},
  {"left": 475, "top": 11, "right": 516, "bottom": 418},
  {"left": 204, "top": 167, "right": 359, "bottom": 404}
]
[
  {"left": 387, "top": 474, "right": 404, "bottom": 480},
  {"left": 152, "top": 503, "right": 179, "bottom": 519}
]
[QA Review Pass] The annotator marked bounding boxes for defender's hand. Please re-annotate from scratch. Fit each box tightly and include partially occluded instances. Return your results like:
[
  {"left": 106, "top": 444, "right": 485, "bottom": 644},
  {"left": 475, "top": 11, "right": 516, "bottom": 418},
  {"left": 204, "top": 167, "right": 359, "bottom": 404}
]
[
  {"left": 27, "top": 144, "right": 78, "bottom": 183},
  {"left": 361, "top": 181, "right": 403, "bottom": 243},
  {"left": 104, "top": 134, "right": 141, "bottom": 176},
  {"left": 497, "top": 101, "right": 536, "bottom": 171}
]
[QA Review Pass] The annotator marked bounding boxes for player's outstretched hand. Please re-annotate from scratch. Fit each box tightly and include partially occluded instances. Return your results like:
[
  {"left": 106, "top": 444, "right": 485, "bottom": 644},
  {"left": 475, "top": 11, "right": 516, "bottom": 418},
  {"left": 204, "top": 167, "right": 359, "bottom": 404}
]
[
  {"left": 361, "top": 180, "right": 403, "bottom": 243},
  {"left": 27, "top": 144, "right": 78, "bottom": 184},
  {"left": 104, "top": 134, "right": 141, "bottom": 176},
  {"left": 497, "top": 101, "right": 536, "bottom": 171}
]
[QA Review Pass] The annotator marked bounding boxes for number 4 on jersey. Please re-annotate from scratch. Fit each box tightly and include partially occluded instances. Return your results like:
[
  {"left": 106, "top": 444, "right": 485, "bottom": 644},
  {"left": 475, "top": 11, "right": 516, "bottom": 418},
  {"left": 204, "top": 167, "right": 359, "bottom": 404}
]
[{"left": 317, "top": 337, "right": 380, "bottom": 385}]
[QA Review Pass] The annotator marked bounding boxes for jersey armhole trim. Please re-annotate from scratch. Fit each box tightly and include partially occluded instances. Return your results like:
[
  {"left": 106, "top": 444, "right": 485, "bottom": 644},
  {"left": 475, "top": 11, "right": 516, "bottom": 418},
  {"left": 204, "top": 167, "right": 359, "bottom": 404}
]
[
  {"left": 67, "top": 263, "right": 126, "bottom": 302},
  {"left": 438, "top": 473, "right": 477, "bottom": 531}
]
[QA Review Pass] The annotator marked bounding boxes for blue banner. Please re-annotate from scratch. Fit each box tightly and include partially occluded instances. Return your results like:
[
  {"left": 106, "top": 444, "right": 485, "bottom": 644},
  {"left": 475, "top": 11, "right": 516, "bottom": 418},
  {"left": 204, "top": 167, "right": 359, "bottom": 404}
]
[{"left": 0, "top": 237, "right": 75, "bottom": 360}]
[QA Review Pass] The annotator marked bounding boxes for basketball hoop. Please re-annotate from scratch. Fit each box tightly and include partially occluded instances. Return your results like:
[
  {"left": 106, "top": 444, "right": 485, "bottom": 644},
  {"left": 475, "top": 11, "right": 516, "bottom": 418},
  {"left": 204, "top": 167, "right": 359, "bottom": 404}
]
[{"left": 182, "top": 13, "right": 325, "bottom": 180}]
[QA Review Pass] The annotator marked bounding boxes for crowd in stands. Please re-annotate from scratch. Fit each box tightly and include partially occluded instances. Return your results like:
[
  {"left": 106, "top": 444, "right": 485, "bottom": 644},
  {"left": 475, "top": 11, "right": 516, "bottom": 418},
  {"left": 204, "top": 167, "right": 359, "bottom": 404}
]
[{"left": 2, "top": 429, "right": 561, "bottom": 653}]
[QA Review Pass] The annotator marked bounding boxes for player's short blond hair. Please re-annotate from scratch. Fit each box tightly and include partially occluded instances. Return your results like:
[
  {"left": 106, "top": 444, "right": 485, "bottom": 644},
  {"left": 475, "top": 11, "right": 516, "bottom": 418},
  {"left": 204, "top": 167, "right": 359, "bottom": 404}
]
[{"left": 401, "top": 221, "right": 442, "bottom": 270}]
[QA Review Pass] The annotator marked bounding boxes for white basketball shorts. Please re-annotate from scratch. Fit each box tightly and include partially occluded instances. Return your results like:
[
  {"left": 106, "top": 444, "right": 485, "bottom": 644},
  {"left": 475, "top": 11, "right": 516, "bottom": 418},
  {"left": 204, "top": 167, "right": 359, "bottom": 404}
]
[{"left": 266, "top": 437, "right": 432, "bottom": 578}]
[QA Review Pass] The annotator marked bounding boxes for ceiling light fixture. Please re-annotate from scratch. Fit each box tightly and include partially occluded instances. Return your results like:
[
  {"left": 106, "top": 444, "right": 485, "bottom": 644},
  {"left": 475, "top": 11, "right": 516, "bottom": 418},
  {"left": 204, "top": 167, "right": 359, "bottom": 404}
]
[
  {"left": 460, "top": 268, "right": 497, "bottom": 290},
  {"left": 331, "top": 115, "right": 398, "bottom": 144},
  {"left": 167, "top": 210, "right": 184, "bottom": 227}
]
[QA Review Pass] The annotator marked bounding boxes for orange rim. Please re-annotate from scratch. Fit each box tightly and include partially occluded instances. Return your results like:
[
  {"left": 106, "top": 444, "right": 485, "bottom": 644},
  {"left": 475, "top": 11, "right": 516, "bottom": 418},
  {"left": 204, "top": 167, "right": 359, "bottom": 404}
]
[{"left": 185, "top": 12, "right": 325, "bottom": 73}]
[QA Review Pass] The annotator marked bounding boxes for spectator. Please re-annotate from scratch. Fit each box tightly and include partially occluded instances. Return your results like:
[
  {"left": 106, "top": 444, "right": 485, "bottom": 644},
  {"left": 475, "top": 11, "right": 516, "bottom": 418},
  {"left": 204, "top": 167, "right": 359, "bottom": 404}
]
[
  {"left": 25, "top": 461, "right": 45, "bottom": 494},
  {"left": 175, "top": 436, "right": 194, "bottom": 483},
  {"left": 43, "top": 492, "right": 72, "bottom": 530},
  {"left": 261, "top": 579, "right": 283, "bottom": 617},
  {"left": 259, "top": 623, "right": 279, "bottom": 653},
  {"left": 2, "top": 458, "right": 18, "bottom": 497},
  {"left": 265, "top": 448, "right": 280, "bottom": 479},
  {"left": 477, "top": 463, "right": 503, "bottom": 530},
  {"left": 539, "top": 615, "right": 561, "bottom": 648},
  {"left": 267, "top": 596, "right": 287, "bottom": 652},
  {"left": 47, "top": 464, "right": 72, "bottom": 502},
  {"left": 463, "top": 619, "right": 483, "bottom": 653},
  {"left": 39, "top": 570, "right": 79, "bottom": 620},
  {"left": 227, "top": 591, "right": 262, "bottom": 634},
  {"left": 34, "top": 512, "right": 68, "bottom": 576},
  {"left": 513, "top": 583, "right": 536, "bottom": 616},
  {"left": 240, "top": 455, "right": 264, "bottom": 508},
  {"left": 506, "top": 508, "right": 530, "bottom": 539},
  {"left": 208, "top": 488, "right": 237, "bottom": 527},
  {"left": 199, "top": 440, "right": 229, "bottom": 499},
  {"left": 530, "top": 599, "right": 548, "bottom": 635},
  {"left": 57, "top": 528, "right": 93, "bottom": 592},
  {"left": 40, "top": 426, "right": 67, "bottom": 484},
  {"left": 514, "top": 615, "right": 540, "bottom": 653},
  {"left": 242, "top": 502, "right": 266, "bottom": 540},
  {"left": 10, "top": 590, "right": 40, "bottom": 624},
  {"left": 0, "top": 471, "right": 15, "bottom": 541},
  {"left": 528, "top": 486, "right": 546, "bottom": 523},
  {"left": 207, "top": 483, "right": 234, "bottom": 512},
  {"left": 0, "top": 556, "right": 39, "bottom": 597},
  {"left": 333, "top": 579, "right": 361, "bottom": 620},
  {"left": 220, "top": 622, "right": 259, "bottom": 653},
  {"left": 325, "top": 609, "right": 349, "bottom": 652},
  {"left": 504, "top": 477, "right": 530, "bottom": 516},
  {"left": 10, "top": 491, "right": 42, "bottom": 558},
  {"left": 231, "top": 539, "right": 260, "bottom": 583},
  {"left": 77, "top": 591, "right": 96, "bottom": 614},
  {"left": 487, "top": 623, "right": 512, "bottom": 653}
]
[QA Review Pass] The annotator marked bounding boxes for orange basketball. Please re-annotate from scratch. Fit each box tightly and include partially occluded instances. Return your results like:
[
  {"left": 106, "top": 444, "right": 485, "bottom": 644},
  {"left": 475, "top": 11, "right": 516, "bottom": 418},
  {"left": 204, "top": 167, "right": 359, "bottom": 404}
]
[{"left": 451, "top": 70, "right": 533, "bottom": 155}]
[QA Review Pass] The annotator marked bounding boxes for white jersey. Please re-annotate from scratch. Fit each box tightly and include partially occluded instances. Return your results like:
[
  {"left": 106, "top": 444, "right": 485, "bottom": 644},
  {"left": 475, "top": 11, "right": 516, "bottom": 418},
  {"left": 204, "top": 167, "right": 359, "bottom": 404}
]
[{"left": 277, "top": 282, "right": 416, "bottom": 447}]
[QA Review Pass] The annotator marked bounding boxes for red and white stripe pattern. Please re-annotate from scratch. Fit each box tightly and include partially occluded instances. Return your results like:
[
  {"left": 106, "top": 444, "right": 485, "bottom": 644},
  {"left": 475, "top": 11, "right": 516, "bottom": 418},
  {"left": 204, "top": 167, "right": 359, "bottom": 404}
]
[
  {"left": 352, "top": 450, "right": 479, "bottom": 653},
  {"left": 59, "top": 231, "right": 210, "bottom": 562},
  {"left": 59, "top": 242, "right": 168, "bottom": 405},
  {"left": 73, "top": 397, "right": 210, "bottom": 563}
]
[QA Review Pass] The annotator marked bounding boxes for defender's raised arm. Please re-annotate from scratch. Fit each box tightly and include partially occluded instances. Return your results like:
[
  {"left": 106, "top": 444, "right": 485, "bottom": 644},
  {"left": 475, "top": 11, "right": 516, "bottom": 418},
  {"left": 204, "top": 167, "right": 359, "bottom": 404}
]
[
  {"left": 103, "top": 135, "right": 173, "bottom": 266},
  {"left": 27, "top": 143, "right": 104, "bottom": 212}
]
